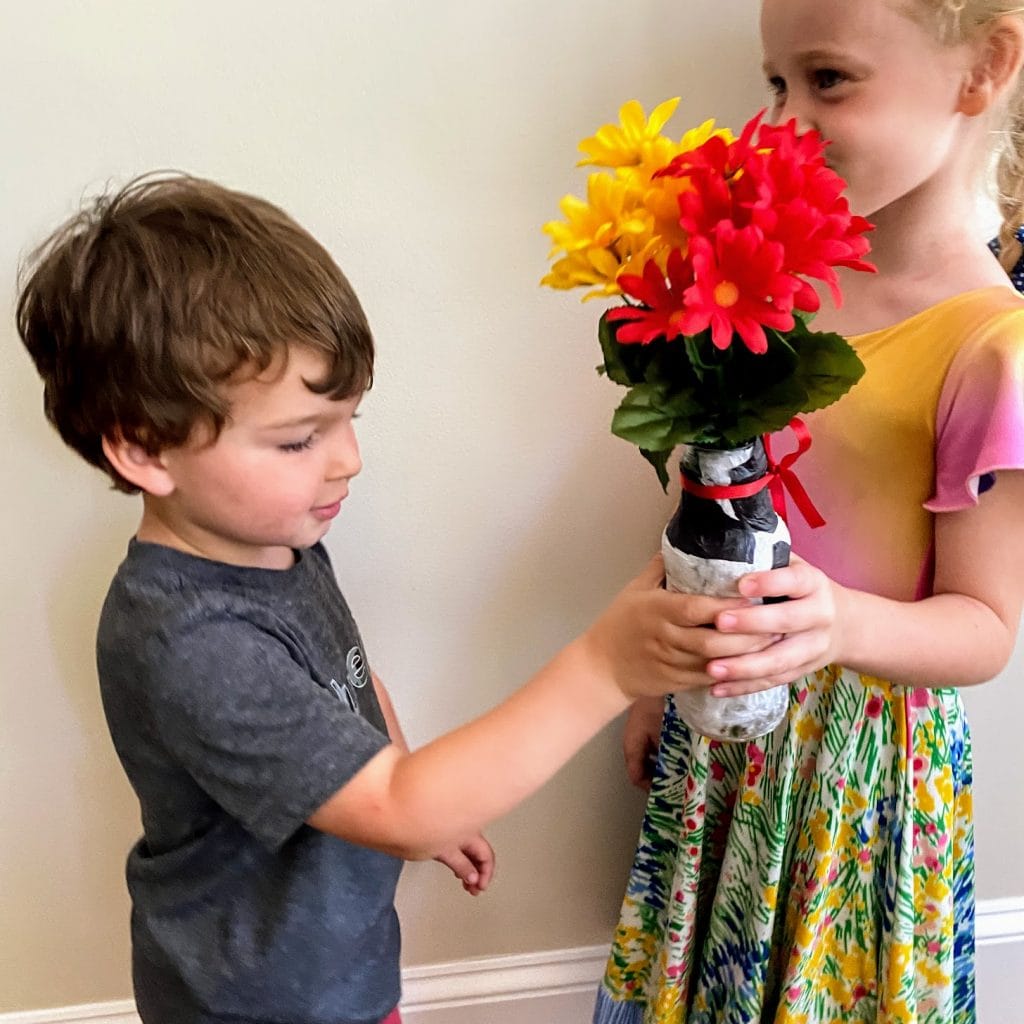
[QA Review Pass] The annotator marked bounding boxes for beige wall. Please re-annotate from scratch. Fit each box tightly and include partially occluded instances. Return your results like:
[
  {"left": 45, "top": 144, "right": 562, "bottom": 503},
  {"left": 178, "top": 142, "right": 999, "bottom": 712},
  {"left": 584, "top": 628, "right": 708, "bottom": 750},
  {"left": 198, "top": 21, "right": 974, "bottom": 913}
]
[{"left": 2, "top": 0, "right": 1021, "bottom": 1013}]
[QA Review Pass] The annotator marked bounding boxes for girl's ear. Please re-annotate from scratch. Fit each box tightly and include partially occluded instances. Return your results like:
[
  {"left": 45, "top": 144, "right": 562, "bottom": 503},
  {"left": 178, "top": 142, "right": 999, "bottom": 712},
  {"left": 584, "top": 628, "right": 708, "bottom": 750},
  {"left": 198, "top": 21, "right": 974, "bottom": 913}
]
[
  {"left": 958, "top": 15, "right": 1024, "bottom": 117},
  {"left": 101, "top": 433, "right": 176, "bottom": 497}
]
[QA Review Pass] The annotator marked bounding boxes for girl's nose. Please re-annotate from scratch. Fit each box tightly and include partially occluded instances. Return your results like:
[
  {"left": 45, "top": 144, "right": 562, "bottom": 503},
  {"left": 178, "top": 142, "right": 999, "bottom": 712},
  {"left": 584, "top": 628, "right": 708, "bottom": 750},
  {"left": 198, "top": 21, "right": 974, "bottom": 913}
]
[{"left": 774, "top": 96, "right": 816, "bottom": 136}]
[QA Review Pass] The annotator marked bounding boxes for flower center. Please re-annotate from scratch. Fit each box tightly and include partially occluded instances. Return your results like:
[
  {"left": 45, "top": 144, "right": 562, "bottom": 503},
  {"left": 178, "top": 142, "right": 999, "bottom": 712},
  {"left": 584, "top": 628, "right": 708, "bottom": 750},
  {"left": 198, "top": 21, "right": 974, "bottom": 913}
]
[{"left": 713, "top": 280, "right": 740, "bottom": 308}]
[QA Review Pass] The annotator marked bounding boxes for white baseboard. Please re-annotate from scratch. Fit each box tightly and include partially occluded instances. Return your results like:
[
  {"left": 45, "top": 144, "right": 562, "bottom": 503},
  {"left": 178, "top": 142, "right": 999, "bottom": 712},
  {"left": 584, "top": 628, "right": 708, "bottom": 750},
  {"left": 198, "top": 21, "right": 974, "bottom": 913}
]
[
  {"left": 402, "top": 944, "right": 607, "bottom": 1013},
  {"left": 3, "top": 897, "right": 1021, "bottom": 1024},
  {"left": 975, "top": 895, "right": 1024, "bottom": 946}
]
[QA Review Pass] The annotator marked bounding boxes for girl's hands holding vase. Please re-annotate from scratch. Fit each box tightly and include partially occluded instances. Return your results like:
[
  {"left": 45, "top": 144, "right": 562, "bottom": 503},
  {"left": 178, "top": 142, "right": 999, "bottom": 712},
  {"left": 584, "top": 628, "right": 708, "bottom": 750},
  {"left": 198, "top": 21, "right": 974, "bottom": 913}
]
[{"left": 706, "top": 555, "right": 846, "bottom": 694}]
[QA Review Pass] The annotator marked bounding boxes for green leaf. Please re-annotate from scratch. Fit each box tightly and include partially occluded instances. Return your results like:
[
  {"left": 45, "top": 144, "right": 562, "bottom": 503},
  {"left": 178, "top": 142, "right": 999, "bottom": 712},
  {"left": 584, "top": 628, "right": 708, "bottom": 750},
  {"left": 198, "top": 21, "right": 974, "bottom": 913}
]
[
  {"left": 594, "top": 312, "right": 865, "bottom": 487},
  {"left": 610, "top": 385, "right": 680, "bottom": 450},
  {"left": 726, "top": 377, "right": 809, "bottom": 443},
  {"left": 683, "top": 330, "right": 723, "bottom": 377},
  {"left": 640, "top": 448, "right": 672, "bottom": 491},
  {"left": 598, "top": 311, "right": 652, "bottom": 386},
  {"left": 787, "top": 325, "right": 866, "bottom": 412}
]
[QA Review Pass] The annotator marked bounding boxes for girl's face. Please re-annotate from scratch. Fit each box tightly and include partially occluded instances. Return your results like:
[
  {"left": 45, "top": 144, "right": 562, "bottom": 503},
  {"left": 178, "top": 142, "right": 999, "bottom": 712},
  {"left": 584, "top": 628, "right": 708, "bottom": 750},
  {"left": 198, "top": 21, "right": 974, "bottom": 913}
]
[{"left": 760, "top": 0, "right": 974, "bottom": 219}]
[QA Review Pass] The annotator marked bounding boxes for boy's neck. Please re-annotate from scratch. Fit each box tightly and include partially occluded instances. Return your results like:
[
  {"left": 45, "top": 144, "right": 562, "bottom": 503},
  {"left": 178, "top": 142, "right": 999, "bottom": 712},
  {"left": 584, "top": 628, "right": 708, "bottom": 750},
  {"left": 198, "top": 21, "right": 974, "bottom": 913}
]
[{"left": 136, "top": 500, "right": 297, "bottom": 570}]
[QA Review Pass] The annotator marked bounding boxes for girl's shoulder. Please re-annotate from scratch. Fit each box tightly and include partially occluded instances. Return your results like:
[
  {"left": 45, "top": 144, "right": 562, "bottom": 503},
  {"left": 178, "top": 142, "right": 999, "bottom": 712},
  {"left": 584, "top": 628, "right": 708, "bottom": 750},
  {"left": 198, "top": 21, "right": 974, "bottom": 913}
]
[{"left": 852, "top": 285, "right": 1024, "bottom": 353}]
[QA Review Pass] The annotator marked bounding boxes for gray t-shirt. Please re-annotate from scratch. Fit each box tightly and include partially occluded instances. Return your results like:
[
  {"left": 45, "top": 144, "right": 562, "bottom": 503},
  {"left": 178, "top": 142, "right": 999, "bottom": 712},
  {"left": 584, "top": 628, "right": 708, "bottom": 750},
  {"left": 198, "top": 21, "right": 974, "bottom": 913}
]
[{"left": 97, "top": 540, "right": 402, "bottom": 1024}]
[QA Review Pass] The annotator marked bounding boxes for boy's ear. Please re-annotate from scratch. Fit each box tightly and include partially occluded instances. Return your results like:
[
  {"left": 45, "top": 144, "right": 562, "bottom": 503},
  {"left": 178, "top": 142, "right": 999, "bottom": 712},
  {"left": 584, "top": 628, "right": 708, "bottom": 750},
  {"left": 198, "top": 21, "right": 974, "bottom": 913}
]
[
  {"left": 958, "top": 15, "right": 1024, "bottom": 117},
  {"left": 101, "top": 433, "right": 176, "bottom": 497}
]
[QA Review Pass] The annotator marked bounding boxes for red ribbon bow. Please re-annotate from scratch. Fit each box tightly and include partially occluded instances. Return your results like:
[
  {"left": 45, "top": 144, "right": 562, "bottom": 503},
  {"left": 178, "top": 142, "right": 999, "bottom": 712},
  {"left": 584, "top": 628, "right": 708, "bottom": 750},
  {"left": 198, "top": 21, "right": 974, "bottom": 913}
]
[{"left": 679, "top": 417, "right": 825, "bottom": 529}]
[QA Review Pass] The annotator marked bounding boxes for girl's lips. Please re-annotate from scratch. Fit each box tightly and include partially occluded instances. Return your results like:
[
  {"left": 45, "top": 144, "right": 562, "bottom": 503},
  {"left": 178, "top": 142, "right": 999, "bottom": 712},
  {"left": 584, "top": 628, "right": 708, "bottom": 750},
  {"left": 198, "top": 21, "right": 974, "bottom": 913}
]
[{"left": 312, "top": 500, "right": 342, "bottom": 521}]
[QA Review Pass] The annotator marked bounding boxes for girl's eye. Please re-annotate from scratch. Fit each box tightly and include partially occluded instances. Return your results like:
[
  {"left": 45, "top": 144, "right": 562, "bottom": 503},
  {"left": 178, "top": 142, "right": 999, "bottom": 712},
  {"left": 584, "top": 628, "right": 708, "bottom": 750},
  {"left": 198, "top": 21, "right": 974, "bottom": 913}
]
[
  {"left": 812, "top": 68, "right": 845, "bottom": 91},
  {"left": 767, "top": 75, "right": 786, "bottom": 98},
  {"left": 278, "top": 434, "right": 316, "bottom": 453}
]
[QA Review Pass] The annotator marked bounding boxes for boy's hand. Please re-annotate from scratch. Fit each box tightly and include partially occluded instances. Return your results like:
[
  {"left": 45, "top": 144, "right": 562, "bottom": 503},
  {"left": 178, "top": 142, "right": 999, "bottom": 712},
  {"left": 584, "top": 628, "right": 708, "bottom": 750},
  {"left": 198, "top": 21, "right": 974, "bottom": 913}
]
[
  {"left": 434, "top": 833, "right": 495, "bottom": 896},
  {"left": 707, "top": 554, "right": 843, "bottom": 694},
  {"left": 583, "top": 555, "right": 781, "bottom": 701},
  {"left": 623, "top": 696, "right": 664, "bottom": 791}
]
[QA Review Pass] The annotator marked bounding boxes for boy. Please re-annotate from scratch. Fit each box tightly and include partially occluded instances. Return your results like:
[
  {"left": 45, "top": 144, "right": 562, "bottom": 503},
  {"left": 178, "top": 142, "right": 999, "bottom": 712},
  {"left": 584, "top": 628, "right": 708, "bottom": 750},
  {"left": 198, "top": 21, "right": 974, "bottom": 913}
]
[{"left": 16, "top": 173, "right": 763, "bottom": 1024}]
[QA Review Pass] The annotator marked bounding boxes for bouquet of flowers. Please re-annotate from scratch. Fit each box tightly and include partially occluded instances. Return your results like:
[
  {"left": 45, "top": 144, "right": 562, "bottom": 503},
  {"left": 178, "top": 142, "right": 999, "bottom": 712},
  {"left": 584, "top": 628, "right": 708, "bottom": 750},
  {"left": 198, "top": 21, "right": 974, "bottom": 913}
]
[
  {"left": 542, "top": 99, "right": 874, "bottom": 741},
  {"left": 542, "top": 97, "right": 873, "bottom": 489}
]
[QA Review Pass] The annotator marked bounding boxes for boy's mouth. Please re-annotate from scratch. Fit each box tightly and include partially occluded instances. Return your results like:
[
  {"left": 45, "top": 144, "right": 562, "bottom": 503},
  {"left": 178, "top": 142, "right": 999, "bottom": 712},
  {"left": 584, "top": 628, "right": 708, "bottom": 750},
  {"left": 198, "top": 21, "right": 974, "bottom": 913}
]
[{"left": 312, "top": 499, "right": 343, "bottom": 521}]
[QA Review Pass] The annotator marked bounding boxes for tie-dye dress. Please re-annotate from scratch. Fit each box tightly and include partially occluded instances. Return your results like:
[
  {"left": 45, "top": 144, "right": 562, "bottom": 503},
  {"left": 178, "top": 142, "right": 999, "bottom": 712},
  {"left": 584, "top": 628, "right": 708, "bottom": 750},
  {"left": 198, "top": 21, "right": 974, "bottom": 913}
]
[{"left": 594, "top": 286, "right": 1024, "bottom": 1024}]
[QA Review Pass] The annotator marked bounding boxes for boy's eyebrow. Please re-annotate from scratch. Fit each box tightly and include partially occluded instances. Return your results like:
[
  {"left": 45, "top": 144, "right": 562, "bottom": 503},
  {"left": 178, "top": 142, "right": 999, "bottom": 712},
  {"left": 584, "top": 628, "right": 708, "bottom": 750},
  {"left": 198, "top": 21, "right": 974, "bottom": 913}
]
[{"left": 261, "top": 413, "right": 324, "bottom": 431}]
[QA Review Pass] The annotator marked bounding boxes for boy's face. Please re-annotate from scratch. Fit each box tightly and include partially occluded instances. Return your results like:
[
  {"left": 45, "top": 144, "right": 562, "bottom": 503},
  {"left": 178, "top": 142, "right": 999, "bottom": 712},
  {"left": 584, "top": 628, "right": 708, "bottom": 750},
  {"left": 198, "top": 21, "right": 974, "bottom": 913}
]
[{"left": 141, "top": 346, "right": 362, "bottom": 569}]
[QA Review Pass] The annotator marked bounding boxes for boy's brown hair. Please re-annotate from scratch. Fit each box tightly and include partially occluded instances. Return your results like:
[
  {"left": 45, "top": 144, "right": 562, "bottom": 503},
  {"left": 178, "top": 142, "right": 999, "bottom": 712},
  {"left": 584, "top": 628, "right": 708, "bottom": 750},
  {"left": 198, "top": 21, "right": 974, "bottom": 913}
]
[{"left": 16, "top": 172, "right": 374, "bottom": 493}]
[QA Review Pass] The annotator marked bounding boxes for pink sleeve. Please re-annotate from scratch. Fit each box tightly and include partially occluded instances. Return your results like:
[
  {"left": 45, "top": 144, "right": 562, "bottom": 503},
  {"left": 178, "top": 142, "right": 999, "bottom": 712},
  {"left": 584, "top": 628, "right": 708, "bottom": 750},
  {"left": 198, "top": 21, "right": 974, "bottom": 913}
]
[{"left": 925, "top": 315, "right": 1024, "bottom": 512}]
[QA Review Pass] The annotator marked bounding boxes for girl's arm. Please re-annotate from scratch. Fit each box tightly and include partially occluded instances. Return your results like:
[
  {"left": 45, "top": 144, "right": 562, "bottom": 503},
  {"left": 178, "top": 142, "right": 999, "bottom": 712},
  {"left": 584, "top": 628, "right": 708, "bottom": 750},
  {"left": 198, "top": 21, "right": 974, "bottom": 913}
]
[
  {"left": 308, "top": 557, "right": 774, "bottom": 858},
  {"left": 622, "top": 696, "right": 665, "bottom": 791},
  {"left": 706, "top": 470, "right": 1024, "bottom": 691}
]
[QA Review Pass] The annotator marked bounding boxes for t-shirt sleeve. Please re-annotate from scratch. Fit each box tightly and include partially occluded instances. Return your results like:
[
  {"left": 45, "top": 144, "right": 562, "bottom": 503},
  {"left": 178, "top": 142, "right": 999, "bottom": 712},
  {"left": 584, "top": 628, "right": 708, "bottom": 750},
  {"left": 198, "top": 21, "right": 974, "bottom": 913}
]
[
  {"left": 143, "top": 617, "right": 391, "bottom": 851},
  {"left": 925, "top": 312, "right": 1024, "bottom": 512}
]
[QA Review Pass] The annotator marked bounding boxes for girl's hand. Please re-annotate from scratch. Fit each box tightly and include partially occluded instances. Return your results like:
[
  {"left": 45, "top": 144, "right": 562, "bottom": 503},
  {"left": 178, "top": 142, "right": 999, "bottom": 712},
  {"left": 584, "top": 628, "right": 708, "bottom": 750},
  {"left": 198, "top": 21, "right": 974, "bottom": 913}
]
[
  {"left": 584, "top": 555, "right": 783, "bottom": 701},
  {"left": 435, "top": 833, "right": 495, "bottom": 896},
  {"left": 623, "top": 696, "right": 664, "bottom": 791},
  {"left": 706, "top": 555, "right": 845, "bottom": 695}
]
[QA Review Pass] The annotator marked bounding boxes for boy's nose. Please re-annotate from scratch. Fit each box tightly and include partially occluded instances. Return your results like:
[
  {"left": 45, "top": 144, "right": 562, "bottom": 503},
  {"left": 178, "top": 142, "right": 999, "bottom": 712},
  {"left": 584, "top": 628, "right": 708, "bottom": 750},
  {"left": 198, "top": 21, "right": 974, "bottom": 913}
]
[{"left": 327, "top": 437, "right": 362, "bottom": 481}]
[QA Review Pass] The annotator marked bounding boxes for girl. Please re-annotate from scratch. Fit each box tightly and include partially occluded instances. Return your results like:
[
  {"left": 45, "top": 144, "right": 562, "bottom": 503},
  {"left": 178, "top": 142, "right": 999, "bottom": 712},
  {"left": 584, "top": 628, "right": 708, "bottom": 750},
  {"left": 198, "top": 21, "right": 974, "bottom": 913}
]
[{"left": 594, "top": 2, "right": 1024, "bottom": 1022}]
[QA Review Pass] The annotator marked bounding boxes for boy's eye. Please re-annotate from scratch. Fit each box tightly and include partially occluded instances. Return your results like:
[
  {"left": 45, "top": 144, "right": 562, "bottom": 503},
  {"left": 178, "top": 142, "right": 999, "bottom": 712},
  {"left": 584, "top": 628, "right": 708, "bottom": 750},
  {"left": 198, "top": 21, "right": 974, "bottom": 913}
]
[{"left": 278, "top": 434, "right": 316, "bottom": 453}]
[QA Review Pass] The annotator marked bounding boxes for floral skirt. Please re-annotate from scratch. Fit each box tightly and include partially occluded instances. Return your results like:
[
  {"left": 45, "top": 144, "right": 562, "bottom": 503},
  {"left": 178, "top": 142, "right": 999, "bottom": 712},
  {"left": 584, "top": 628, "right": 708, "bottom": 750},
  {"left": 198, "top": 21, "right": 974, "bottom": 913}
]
[{"left": 593, "top": 667, "right": 975, "bottom": 1024}]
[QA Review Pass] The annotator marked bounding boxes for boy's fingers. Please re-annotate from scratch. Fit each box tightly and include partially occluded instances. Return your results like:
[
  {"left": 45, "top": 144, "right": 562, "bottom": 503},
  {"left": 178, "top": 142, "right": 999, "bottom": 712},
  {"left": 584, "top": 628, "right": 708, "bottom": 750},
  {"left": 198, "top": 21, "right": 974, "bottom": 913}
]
[
  {"left": 439, "top": 850, "right": 478, "bottom": 884},
  {"left": 464, "top": 836, "right": 495, "bottom": 878},
  {"left": 476, "top": 855, "right": 495, "bottom": 891},
  {"left": 661, "top": 591, "right": 753, "bottom": 628},
  {"left": 691, "top": 631, "right": 777, "bottom": 663},
  {"left": 630, "top": 553, "right": 667, "bottom": 589},
  {"left": 469, "top": 846, "right": 495, "bottom": 892},
  {"left": 656, "top": 622, "right": 778, "bottom": 663}
]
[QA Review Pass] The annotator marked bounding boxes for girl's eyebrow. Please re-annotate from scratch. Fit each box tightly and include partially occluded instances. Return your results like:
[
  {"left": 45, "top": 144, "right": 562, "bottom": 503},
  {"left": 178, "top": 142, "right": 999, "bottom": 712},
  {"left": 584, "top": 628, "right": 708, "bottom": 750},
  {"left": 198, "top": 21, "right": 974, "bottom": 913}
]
[
  {"left": 764, "top": 47, "right": 869, "bottom": 79},
  {"left": 764, "top": 46, "right": 851, "bottom": 69},
  {"left": 799, "top": 48, "right": 842, "bottom": 60}
]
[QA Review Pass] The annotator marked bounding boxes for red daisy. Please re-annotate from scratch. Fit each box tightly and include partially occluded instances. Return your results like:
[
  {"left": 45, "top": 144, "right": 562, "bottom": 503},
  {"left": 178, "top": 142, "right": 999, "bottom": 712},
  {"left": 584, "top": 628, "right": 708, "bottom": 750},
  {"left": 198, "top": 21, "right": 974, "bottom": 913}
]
[
  {"left": 679, "top": 224, "right": 798, "bottom": 354},
  {"left": 605, "top": 248, "right": 695, "bottom": 345}
]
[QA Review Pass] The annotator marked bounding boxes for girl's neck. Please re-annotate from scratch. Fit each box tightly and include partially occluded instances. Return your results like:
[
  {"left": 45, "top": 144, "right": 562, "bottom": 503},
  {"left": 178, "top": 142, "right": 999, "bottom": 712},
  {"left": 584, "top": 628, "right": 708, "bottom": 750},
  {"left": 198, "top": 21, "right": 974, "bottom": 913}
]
[{"left": 812, "top": 182, "right": 1011, "bottom": 336}]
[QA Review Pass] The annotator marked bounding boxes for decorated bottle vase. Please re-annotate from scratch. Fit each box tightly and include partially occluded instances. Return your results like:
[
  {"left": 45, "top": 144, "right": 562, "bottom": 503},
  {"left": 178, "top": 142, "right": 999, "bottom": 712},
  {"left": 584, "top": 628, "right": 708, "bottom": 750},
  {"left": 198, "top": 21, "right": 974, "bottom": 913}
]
[{"left": 662, "top": 438, "right": 791, "bottom": 742}]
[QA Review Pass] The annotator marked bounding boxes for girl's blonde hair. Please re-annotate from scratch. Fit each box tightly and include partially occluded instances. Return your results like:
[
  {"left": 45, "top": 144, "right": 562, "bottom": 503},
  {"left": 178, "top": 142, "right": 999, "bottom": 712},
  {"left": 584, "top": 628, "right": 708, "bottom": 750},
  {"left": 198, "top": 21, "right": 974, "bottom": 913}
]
[{"left": 912, "top": 1, "right": 1024, "bottom": 270}]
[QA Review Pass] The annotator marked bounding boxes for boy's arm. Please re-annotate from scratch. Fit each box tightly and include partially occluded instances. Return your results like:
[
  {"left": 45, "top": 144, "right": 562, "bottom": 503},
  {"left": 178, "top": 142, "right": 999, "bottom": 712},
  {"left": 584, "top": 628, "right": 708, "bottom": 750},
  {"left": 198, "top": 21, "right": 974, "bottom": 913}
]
[
  {"left": 309, "top": 557, "right": 774, "bottom": 858},
  {"left": 309, "top": 638, "right": 635, "bottom": 858},
  {"left": 371, "top": 672, "right": 409, "bottom": 753},
  {"left": 372, "top": 670, "right": 495, "bottom": 894}
]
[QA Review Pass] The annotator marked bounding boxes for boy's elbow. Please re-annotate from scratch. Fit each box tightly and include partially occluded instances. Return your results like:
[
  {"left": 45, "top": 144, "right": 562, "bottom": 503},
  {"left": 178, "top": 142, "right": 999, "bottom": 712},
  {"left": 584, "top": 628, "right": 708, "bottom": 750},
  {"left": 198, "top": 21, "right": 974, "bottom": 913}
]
[
  {"left": 386, "top": 838, "right": 440, "bottom": 862},
  {"left": 314, "top": 816, "right": 444, "bottom": 862},
  {"left": 305, "top": 746, "right": 451, "bottom": 860}
]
